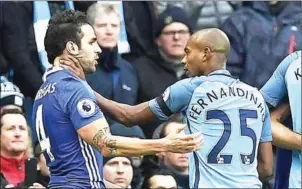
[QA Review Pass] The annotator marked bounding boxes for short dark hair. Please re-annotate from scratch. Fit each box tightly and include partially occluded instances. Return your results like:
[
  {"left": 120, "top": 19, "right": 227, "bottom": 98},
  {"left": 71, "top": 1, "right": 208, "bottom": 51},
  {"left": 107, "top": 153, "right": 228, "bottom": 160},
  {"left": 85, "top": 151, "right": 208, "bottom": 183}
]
[
  {"left": 159, "top": 113, "right": 184, "bottom": 138},
  {"left": 0, "top": 108, "right": 25, "bottom": 129},
  {"left": 142, "top": 168, "right": 176, "bottom": 189},
  {"left": 44, "top": 10, "right": 90, "bottom": 64}
]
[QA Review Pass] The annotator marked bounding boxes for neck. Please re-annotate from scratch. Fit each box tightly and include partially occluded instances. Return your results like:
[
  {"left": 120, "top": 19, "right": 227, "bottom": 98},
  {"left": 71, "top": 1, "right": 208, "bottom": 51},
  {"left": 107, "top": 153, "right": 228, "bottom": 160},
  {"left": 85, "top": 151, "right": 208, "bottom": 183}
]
[
  {"left": 53, "top": 57, "right": 62, "bottom": 67},
  {"left": 1, "top": 150, "right": 25, "bottom": 160}
]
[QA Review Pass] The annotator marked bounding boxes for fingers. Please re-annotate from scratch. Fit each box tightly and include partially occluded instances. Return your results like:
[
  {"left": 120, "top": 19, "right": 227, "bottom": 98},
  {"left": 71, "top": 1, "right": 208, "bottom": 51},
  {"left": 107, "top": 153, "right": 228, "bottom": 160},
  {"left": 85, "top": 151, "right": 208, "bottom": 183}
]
[
  {"left": 67, "top": 55, "right": 81, "bottom": 68},
  {"left": 181, "top": 132, "right": 202, "bottom": 141},
  {"left": 178, "top": 132, "right": 203, "bottom": 153}
]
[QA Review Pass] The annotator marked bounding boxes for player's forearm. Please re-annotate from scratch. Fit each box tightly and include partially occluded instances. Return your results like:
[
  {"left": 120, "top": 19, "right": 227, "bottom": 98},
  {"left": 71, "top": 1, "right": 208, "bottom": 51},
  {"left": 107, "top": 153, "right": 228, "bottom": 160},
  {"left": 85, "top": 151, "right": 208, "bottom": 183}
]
[
  {"left": 92, "top": 129, "right": 168, "bottom": 157},
  {"left": 257, "top": 162, "right": 273, "bottom": 182},
  {"left": 94, "top": 92, "right": 148, "bottom": 126},
  {"left": 271, "top": 120, "right": 301, "bottom": 151}
]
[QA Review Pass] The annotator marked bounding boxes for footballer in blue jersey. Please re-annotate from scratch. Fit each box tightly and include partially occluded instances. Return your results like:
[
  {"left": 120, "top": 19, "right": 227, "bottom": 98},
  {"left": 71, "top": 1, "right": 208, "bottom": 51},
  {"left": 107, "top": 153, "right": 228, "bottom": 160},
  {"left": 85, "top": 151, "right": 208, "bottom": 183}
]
[
  {"left": 261, "top": 50, "right": 302, "bottom": 188},
  {"left": 33, "top": 67, "right": 106, "bottom": 188},
  {"left": 89, "top": 29, "right": 274, "bottom": 188},
  {"left": 33, "top": 10, "right": 202, "bottom": 189}
]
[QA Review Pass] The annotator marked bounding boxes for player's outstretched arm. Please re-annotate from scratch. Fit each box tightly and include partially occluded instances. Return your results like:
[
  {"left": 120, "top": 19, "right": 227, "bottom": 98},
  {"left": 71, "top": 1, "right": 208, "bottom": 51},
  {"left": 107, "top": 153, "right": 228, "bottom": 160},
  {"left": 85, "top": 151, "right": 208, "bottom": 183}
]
[
  {"left": 257, "top": 142, "right": 273, "bottom": 181},
  {"left": 94, "top": 92, "right": 157, "bottom": 127},
  {"left": 77, "top": 117, "right": 203, "bottom": 157},
  {"left": 270, "top": 103, "right": 301, "bottom": 151}
]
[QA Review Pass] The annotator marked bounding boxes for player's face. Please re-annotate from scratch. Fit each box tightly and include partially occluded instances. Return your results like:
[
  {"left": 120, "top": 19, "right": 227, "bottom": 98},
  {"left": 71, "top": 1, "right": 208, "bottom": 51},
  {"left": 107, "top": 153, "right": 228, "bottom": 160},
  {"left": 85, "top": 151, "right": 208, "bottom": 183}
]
[
  {"left": 0, "top": 114, "right": 29, "bottom": 156},
  {"left": 77, "top": 24, "right": 102, "bottom": 74},
  {"left": 93, "top": 13, "right": 121, "bottom": 50},
  {"left": 149, "top": 175, "right": 177, "bottom": 189},
  {"left": 103, "top": 157, "right": 133, "bottom": 188},
  {"left": 156, "top": 22, "right": 190, "bottom": 59},
  {"left": 182, "top": 39, "right": 205, "bottom": 77}
]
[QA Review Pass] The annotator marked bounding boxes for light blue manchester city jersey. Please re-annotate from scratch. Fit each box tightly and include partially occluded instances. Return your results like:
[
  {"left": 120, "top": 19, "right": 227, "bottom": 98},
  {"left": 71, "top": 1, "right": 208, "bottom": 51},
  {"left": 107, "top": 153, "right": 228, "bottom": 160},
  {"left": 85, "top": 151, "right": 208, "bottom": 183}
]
[
  {"left": 261, "top": 50, "right": 301, "bottom": 189},
  {"left": 149, "top": 70, "right": 272, "bottom": 188}
]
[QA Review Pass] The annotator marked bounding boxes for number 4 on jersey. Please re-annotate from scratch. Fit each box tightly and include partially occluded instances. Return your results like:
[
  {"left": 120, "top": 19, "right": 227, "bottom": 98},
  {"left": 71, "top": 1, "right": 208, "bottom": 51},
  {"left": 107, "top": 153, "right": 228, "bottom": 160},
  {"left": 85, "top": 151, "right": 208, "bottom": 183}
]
[{"left": 36, "top": 104, "right": 55, "bottom": 162}]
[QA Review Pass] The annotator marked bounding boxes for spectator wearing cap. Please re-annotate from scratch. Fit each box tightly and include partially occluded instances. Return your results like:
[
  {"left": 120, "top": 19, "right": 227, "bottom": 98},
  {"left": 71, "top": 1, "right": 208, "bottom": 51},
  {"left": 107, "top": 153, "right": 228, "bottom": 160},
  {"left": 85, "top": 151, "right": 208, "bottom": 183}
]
[
  {"left": 103, "top": 156, "right": 134, "bottom": 189},
  {"left": 0, "top": 81, "right": 24, "bottom": 114},
  {"left": 110, "top": 124, "right": 145, "bottom": 189},
  {"left": 131, "top": 6, "right": 192, "bottom": 138}
]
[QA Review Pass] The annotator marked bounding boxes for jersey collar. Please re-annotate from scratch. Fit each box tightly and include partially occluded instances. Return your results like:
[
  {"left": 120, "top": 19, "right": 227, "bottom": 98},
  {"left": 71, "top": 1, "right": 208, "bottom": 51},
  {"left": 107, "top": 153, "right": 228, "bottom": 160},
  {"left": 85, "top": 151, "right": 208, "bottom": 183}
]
[
  {"left": 208, "top": 69, "right": 233, "bottom": 78},
  {"left": 42, "top": 66, "right": 63, "bottom": 82}
]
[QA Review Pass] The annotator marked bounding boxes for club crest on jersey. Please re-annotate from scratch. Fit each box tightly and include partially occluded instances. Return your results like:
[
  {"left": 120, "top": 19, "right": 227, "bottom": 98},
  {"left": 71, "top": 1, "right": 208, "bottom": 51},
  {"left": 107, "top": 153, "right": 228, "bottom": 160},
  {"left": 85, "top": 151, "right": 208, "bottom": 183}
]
[
  {"left": 161, "top": 88, "right": 170, "bottom": 102},
  {"left": 77, "top": 99, "right": 96, "bottom": 117}
]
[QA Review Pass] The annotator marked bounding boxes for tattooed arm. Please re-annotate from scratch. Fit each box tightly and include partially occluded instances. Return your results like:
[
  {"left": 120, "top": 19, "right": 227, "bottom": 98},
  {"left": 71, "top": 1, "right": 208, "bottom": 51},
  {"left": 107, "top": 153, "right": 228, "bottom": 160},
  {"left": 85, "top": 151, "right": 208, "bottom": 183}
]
[{"left": 77, "top": 117, "right": 203, "bottom": 157}]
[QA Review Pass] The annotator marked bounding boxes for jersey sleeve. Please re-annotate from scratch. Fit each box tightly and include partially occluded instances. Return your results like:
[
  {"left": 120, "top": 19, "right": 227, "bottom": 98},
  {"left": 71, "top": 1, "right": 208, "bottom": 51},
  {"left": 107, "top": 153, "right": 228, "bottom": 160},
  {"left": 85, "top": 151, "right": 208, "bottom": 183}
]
[
  {"left": 260, "top": 104, "right": 273, "bottom": 142},
  {"left": 59, "top": 77, "right": 104, "bottom": 130},
  {"left": 260, "top": 52, "right": 298, "bottom": 107},
  {"left": 149, "top": 78, "right": 196, "bottom": 120}
]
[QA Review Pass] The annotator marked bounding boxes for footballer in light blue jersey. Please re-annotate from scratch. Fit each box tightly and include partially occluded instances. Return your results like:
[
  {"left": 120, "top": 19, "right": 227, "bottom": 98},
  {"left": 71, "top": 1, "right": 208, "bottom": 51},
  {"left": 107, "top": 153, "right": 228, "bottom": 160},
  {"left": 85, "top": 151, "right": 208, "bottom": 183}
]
[
  {"left": 32, "top": 67, "right": 105, "bottom": 188},
  {"left": 149, "top": 69, "right": 272, "bottom": 188},
  {"left": 89, "top": 28, "right": 274, "bottom": 188},
  {"left": 261, "top": 50, "right": 301, "bottom": 188}
]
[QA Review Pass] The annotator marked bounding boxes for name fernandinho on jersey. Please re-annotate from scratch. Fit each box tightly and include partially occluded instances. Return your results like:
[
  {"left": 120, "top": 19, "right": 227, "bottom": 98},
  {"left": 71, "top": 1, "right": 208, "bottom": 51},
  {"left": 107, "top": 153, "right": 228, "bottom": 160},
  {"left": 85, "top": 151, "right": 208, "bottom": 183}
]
[
  {"left": 35, "top": 83, "right": 57, "bottom": 101},
  {"left": 189, "top": 86, "right": 265, "bottom": 120}
]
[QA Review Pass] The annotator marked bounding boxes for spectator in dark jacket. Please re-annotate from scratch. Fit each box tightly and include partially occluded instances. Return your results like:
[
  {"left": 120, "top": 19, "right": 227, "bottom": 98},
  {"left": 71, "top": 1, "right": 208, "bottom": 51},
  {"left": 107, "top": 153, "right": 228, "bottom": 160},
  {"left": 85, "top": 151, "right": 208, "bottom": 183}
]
[
  {"left": 132, "top": 6, "right": 191, "bottom": 138},
  {"left": 86, "top": 3, "right": 139, "bottom": 130},
  {"left": 1, "top": 2, "right": 43, "bottom": 98},
  {"left": 221, "top": 1, "right": 301, "bottom": 89}
]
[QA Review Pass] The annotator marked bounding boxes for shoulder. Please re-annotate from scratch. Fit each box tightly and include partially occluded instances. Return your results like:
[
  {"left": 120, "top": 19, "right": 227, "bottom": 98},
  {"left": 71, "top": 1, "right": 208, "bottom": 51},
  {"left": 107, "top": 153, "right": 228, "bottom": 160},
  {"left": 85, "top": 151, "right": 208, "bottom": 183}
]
[
  {"left": 278, "top": 51, "right": 300, "bottom": 76},
  {"left": 171, "top": 77, "right": 207, "bottom": 92}
]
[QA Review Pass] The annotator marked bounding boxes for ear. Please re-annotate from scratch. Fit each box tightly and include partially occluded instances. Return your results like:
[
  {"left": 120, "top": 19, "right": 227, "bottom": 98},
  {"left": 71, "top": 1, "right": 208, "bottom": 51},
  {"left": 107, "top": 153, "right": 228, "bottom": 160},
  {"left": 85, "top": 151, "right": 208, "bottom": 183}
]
[
  {"left": 66, "top": 41, "right": 79, "bottom": 55},
  {"left": 155, "top": 37, "right": 161, "bottom": 47},
  {"left": 202, "top": 47, "right": 211, "bottom": 61},
  {"left": 156, "top": 152, "right": 165, "bottom": 160}
]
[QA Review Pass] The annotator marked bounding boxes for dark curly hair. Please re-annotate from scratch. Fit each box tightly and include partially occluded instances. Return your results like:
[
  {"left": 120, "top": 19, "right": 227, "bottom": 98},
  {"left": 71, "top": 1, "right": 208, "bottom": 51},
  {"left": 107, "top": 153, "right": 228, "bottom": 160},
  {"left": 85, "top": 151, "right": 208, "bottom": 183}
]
[{"left": 44, "top": 10, "right": 90, "bottom": 64}]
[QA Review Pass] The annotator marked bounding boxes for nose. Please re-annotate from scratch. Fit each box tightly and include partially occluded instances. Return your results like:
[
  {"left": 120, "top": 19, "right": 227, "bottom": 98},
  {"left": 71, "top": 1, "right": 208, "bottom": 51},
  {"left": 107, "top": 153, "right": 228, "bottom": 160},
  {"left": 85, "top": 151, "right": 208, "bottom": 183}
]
[
  {"left": 105, "top": 26, "right": 114, "bottom": 35},
  {"left": 94, "top": 43, "right": 102, "bottom": 54},
  {"left": 173, "top": 32, "right": 180, "bottom": 40},
  {"left": 181, "top": 55, "right": 187, "bottom": 65},
  {"left": 14, "top": 128, "right": 22, "bottom": 137},
  {"left": 116, "top": 164, "right": 125, "bottom": 174}
]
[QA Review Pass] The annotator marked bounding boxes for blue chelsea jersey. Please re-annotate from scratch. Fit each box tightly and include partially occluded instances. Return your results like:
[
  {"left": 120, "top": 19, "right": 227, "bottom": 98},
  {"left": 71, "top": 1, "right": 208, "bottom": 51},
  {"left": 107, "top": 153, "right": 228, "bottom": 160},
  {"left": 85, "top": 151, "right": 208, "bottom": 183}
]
[{"left": 32, "top": 67, "right": 105, "bottom": 188}]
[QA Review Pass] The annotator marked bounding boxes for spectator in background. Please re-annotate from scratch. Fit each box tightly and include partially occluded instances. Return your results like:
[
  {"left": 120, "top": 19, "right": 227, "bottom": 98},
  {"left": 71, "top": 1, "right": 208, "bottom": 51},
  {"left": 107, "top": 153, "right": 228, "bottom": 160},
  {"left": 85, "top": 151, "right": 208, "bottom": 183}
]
[
  {"left": 155, "top": 119, "right": 189, "bottom": 189},
  {"left": 103, "top": 156, "right": 134, "bottom": 189},
  {"left": 220, "top": 1, "right": 301, "bottom": 89},
  {"left": 33, "top": 142, "right": 50, "bottom": 187},
  {"left": 0, "top": 81, "right": 24, "bottom": 114},
  {"left": 1, "top": 2, "right": 43, "bottom": 99},
  {"left": 0, "top": 109, "right": 32, "bottom": 187},
  {"left": 86, "top": 3, "right": 139, "bottom": 132},
  {"left": 74, "top": 1, "right": 159, "bottom": 62},
  {"left": 121, "top": 1, "right": 158, "bottom": 62},
  {"left": 157, "top": 1, "right": 235, "bottom": 32},
  {"left": 142, "top": 168, "right": 178, "bottom": 189},
  {"left": 132, "top": 6, "right": 191, "bottom": 138},
  {"left": 110, "top": 122, "right": 146, "bottom": 189}
]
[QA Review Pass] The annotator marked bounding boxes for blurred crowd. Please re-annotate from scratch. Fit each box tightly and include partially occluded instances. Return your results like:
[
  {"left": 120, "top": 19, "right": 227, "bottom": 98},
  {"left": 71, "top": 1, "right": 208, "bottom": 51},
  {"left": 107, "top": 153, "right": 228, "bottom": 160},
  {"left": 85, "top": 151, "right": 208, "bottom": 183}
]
[{"left": 0, "top": 1, "right": 301, "bottom": 188}]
